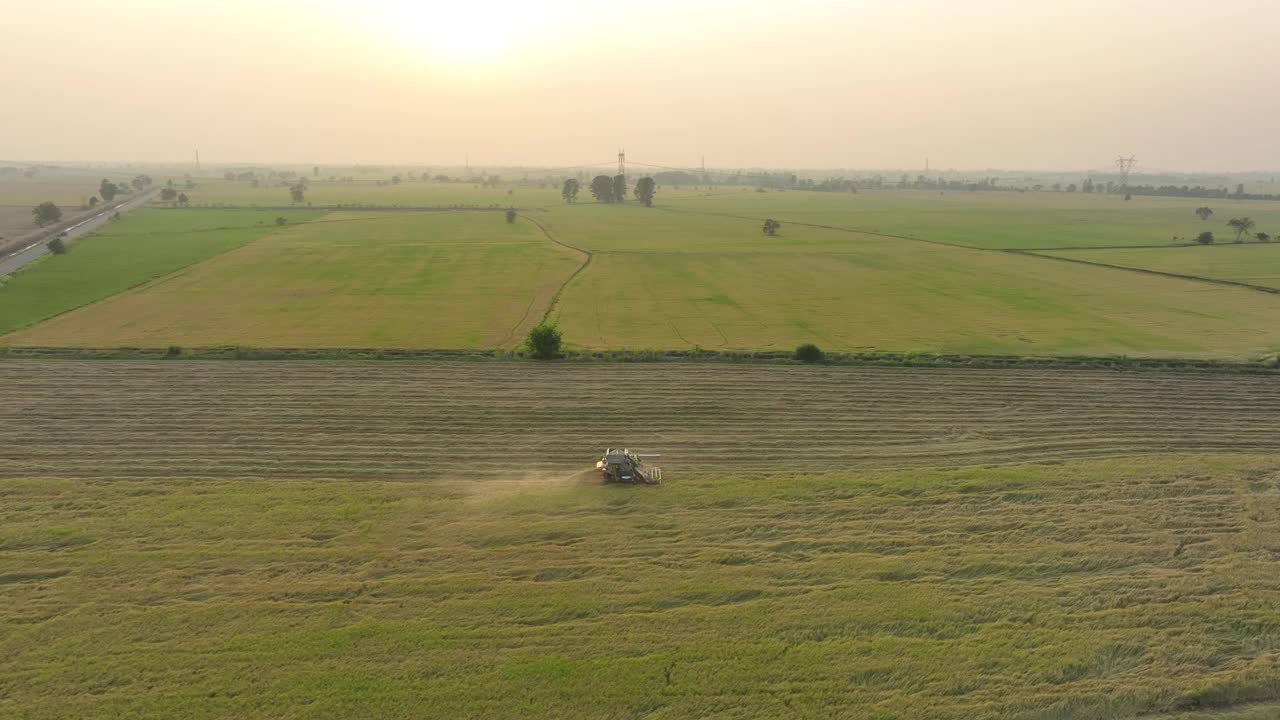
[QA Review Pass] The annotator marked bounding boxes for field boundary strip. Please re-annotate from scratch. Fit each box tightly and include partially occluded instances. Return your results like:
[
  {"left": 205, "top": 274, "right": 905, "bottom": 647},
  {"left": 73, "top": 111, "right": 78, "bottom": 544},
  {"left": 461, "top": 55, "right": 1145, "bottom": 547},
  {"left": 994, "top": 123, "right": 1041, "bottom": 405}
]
[
  {"left": 1013, "top": 241, "right": 1274, "bottom": 252},
  {"left": 156, "top": 205, "right": 535, "bottom": 213},
  {"left": 1014, "top": 249, "right": 1280, "bottom": 295},
  {"left": 2, "top": 345, "right": 1276, "bottom": 373}
]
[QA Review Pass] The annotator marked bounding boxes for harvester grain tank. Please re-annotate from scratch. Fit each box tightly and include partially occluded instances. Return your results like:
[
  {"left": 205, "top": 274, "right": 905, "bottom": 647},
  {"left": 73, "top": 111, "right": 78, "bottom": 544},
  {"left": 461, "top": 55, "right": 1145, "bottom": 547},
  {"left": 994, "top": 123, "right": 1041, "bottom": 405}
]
[{"left": 597, "top": 448, "right": 662, "bottom": 484}]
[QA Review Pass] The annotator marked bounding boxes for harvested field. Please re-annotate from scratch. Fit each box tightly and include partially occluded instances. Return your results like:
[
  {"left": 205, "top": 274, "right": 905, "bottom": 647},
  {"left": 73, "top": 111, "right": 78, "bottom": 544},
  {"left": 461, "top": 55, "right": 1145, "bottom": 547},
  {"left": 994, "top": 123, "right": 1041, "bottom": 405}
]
[
  {"left": 0, "top": 205, "right": 38, "bottom": 246},
  {"left": 3, "top": 360, "right": 1278, "bottom": 480}
]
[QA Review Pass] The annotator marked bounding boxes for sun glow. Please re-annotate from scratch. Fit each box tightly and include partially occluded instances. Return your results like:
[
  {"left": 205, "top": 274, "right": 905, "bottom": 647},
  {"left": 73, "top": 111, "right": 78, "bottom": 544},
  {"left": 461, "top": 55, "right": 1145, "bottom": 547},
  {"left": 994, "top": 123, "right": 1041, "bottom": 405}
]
[{"left": 372, "top": 1, "right": 570, "bottom": 67}]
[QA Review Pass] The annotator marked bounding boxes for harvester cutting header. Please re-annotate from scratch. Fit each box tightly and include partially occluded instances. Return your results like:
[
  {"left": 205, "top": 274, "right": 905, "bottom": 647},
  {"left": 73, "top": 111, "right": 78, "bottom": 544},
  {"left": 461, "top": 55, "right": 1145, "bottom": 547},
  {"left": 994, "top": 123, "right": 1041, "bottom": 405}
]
[{"left": 597, "top": 449, "right": 662, "bottom": 485}]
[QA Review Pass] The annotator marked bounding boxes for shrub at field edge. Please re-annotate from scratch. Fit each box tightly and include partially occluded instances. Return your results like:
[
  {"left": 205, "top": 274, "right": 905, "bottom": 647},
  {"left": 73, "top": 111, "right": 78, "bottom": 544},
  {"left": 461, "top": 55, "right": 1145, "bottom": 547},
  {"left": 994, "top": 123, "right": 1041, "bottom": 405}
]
[
  {"left": 795, "top": 343, "right": 825, "bottom": 363},
  {"left": 526, "top": 322, "right": 563, "bottom": 359}
]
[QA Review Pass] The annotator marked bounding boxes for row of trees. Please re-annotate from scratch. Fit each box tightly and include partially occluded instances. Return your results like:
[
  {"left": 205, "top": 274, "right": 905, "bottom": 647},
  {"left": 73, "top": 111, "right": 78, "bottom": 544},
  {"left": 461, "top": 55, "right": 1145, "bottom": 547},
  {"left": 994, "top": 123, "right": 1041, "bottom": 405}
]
[
  {"left": 667, "top": 169, "right": 1280, "bottom": 201},
  {"left": 33, "top": 175, "right": 154, "bottom": 226},
  {"left": 96, "top": 175, "right": 158, "bottom": 204},
  {"left": 562, "top": 176, "right": 658, "bottom": 206},
  {"left": 1191, "top": 215, "right": 1271, "bottom": 244},
  {"left": 159, "top": 188, "right": 190, "bottom": 206},
  {"left": 1129, "top": 184, "right": 1280, "bottom": 201},
  {"left": 32, "top": 174, "right": 157, "bottom": 227}
]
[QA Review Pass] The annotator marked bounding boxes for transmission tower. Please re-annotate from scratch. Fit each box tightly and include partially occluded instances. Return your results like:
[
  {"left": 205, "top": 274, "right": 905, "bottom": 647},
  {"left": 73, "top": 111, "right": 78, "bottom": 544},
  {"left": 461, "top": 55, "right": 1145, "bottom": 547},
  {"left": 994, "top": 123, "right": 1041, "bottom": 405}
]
[
  {"left": 617, "top": 149, "right": 626, "bottom": 177},
  {"left": 1115, "top": 155, "right": 1137, "bottom": 189}
]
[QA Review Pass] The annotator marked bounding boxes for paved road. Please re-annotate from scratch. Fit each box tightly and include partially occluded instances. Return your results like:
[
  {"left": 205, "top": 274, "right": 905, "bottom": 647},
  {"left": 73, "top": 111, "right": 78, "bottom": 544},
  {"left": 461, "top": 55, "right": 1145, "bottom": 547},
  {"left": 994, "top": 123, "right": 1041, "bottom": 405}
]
[{"left": 0, "top": 189, "right": 160, "bottom": 277}]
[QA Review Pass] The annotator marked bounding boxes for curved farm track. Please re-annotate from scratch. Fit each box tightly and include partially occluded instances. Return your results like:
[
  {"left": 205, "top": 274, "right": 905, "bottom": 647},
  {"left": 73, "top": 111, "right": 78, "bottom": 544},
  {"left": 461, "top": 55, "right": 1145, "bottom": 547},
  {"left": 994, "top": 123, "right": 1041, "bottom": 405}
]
[{"left": 2, "top": 361, "right": 1278, "bottom": 480}]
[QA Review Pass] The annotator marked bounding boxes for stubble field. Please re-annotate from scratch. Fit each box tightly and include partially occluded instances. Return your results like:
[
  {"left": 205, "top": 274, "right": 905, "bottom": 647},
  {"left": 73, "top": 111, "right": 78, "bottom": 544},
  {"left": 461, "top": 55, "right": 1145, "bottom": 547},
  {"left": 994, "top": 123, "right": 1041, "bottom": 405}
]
[{"left": 3, "top": 360, "right": 1279, "bottom": 479}]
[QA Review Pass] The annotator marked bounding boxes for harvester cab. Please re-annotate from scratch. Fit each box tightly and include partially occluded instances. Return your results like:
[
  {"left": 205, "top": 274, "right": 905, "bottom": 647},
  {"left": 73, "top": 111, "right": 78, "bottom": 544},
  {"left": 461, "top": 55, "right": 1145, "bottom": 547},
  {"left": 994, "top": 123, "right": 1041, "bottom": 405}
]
[{"left": 597, "top": 448, "right": 662, "bottom": 485}]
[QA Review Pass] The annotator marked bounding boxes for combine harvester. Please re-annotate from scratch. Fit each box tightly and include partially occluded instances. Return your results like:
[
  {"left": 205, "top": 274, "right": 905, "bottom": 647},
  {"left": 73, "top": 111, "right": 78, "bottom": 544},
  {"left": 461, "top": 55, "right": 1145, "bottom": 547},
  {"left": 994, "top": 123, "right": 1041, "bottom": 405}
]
[{"left": 596, "top": 448, "right": 662, "bottom": 485}]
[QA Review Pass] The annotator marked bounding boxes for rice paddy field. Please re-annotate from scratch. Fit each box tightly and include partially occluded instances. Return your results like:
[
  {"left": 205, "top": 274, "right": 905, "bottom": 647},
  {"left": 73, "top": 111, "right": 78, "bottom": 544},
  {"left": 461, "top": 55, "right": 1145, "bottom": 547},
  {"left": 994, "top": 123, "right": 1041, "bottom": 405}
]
[
  {"left": 181, "top": 177, "right": 566, "bottom": 208},
  {"left": 538, "top": 204, "right": 1280, "bottom": 356},
  {"left": 2, "top": 360, "right": 1280, "bottom": 719},
  {"left": 4, "top": 210, "right": 580, "bottom": 348},
  {"left": 0, "top": 209, "right": 321, "bottom": 337},
  {"left": 3, "top": 184, "right": 1280, "bottom": 358},
  {"left": 660, "top": 190, "right": 1280, "bottom": 251},
  {"left": 1040, "top": 243, "right": 1280, "bottom": 291}
]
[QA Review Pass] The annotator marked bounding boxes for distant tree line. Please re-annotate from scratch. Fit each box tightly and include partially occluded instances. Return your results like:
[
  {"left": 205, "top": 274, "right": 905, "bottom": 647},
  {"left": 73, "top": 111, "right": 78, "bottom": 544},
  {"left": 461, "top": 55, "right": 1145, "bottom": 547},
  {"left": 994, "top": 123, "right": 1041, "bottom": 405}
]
[
  {"left": 675, "top": 170, "right": 1280, "bottom": 201},
  {"left": 1188, "top": 210, "right": 1271, "bottom": 245},
  {"left": 575, "top": 175, "right": 659, "bottom": 206},
  {"left": 1119, "top": 184, "right": 1280, "bottom": 201}
]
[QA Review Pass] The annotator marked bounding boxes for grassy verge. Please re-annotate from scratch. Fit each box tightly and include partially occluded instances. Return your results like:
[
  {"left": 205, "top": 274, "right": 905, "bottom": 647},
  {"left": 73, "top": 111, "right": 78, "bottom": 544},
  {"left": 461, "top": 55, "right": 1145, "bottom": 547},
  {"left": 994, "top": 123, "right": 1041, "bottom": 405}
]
[{"left": 2, "top": 345, "right": 1277, "bottom": 373}]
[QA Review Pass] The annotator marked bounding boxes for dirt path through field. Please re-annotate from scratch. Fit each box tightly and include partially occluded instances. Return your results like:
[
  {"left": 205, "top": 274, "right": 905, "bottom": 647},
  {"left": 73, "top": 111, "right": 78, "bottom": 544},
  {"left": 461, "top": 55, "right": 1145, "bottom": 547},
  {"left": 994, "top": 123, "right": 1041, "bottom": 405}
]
[{"left": 3, "top": 361, "right": 1277, "bottom": 480}]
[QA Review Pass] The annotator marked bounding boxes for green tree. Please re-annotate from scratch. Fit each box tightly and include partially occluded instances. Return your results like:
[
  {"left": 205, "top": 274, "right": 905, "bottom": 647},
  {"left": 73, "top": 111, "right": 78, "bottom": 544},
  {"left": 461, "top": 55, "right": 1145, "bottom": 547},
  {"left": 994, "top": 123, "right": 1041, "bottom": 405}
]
[
  {"left": 32, "top": 201, "right": 62, "bottom": 226},
  {"left": 762, "top": 218, "right": 781, "bottom": 236},
  {"left": 526, "top": 322, "right": 562, "bottom": 359},
  {"left": 88, "top": 196, "right": 99, "bottom": 207},
  {"left": 275, "top": 217, "right": 287, "bottom": 226},
  {"left": 177, "top": 192, "right": 189, "bottom": 207},
  {"left": 590, "top": 175, "right": 614, "bottom": 203},
  {"left": 634, "top": 177, "right": 657, "bottom": 207},
  {"left": 1196, "top": 231, "right": 1215, "bottom": 245},
  {"left": 612, "top": 175, "right": 627, "bottom": 204},
  {"left": 1195, "top": 206, "right": 1213, "bottom": 221},
  {"left": 46, "top": 236, "right": 66, "bottom": 254},
  {"left": 1257, "top": 232, "right": 1272, "bottom": 243},
  {"left": 561, "top": 178, "right": 580, "bottom": 203},
  {"left": 1227, "top": 217, "right": 1256, "bottom": 243},
  {"left": 289, "top": 183, "right": 306, "bottom": 204},
  {"left": 795, "top": 343, "right": 825, "bottom": 363},
  {"left": 131, "top": 174, "right": 152, "bottom": 191},
  {"left": 505, "top": 208, "right": 517, "bottom": 223},
  {"left": 160, "top": 188, "right": 178, "bottom": 203},
  {"left": 99, "top": 179, "right": 118, "bottom": 203}
]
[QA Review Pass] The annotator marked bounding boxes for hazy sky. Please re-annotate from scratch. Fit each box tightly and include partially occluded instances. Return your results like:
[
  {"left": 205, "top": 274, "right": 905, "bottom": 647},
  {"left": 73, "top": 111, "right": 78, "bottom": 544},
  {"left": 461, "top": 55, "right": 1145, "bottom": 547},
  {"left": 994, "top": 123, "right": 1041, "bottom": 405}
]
[{"left": 4, "top": 0, "right": 1278, "bottom": 171}]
